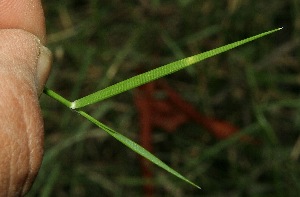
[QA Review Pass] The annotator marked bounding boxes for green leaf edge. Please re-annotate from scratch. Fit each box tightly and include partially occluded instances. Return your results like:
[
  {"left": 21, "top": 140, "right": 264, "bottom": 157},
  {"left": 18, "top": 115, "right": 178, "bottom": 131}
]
[
  {"left": 77, "top": 109, "right": 201, "bottom": 189},
  {"left": 43, "top": 87, "right": 201, "bottom": 189},
  {"left": 71, "top": 27, "right": 282, "bottom": 109}
]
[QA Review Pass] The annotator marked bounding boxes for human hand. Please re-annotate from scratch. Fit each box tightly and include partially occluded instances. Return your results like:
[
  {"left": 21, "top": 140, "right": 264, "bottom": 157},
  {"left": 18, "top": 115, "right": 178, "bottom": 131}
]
[{"left": 0, "top": 0, "right": 51, "bottom": 196}]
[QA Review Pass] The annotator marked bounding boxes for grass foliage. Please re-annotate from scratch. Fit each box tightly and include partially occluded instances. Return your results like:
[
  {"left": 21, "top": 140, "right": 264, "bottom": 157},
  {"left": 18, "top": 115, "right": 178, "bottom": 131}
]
[{"left": 29, "top": 0, "right": 300, "bottom": 196}]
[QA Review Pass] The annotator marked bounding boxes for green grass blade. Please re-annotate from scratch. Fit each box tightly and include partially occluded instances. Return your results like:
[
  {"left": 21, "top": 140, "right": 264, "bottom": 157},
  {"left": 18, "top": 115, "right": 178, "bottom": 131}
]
[
  {"left": 43, "top": 88, "right": 200, "bottom": 188},
  {"left": 76, "top": 109, "right": 201, "bottom": 189},
  {"left": 71, "top": 28, "right": 282, "bottom": 109},
  {"left": 43, "top": 87, "right": 72, "bottom": 108}
]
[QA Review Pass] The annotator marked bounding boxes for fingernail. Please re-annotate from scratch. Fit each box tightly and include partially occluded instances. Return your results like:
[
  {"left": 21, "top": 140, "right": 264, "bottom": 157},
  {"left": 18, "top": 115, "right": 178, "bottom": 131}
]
[{"left": 37, "top": 46, "right": 52, "bottom": 96}]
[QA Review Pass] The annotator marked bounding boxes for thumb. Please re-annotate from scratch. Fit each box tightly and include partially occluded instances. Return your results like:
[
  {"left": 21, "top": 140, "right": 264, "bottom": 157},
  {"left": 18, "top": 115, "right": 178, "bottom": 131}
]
[
  {"left": 0, "top": 29, "right": 51, "bottom": 196},
  {"left": 0, "top": 29, "right": 52, "bottom": 95}
]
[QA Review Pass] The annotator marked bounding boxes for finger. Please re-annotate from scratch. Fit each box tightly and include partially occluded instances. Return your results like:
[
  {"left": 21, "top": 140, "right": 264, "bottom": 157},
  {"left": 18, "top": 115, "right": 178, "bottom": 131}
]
[
  {"left": 0, "top": 0, "right": 46, "bottom": 43},
  {"left": 0, "top": 29, "right": 45, "bottom": 196},
  {"left": 0, "top": 0, "right": 52, "bottom": 94}
]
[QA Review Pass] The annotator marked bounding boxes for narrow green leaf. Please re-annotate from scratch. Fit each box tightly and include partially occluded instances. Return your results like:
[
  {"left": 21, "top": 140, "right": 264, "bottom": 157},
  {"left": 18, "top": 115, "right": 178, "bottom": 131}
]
[
  {"left": 44, "top": 88, "right": 200, "bottom": 188},
  {"left": 76, "top": 109, "right": 201, "bottom": 189},
  {"left": 43, "top": 87, "right": 72, "bottom": 108},
  {"left": 71, "top": 28, "right": 282, "bottom": 109},
  {"left": 44, "top": 27, "right": 282, "bottom": 190}
]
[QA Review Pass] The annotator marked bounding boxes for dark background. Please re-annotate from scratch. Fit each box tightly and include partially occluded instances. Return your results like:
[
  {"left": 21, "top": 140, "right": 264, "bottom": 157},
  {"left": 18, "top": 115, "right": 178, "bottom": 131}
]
[{"left": 29, "top": 0, "right": 299, "bottom": 196}]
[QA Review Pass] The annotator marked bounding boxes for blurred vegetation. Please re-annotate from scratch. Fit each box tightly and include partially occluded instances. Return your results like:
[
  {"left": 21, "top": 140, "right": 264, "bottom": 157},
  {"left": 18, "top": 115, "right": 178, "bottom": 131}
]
[{"left": 29, "top": 0, "right": 299, "bottom": 196}]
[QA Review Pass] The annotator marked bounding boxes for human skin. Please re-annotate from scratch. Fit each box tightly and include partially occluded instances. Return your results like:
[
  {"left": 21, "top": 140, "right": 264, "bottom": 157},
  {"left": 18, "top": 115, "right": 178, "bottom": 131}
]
[{"left": 0, "top": 0, "right": 51, "bottom": 196}]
